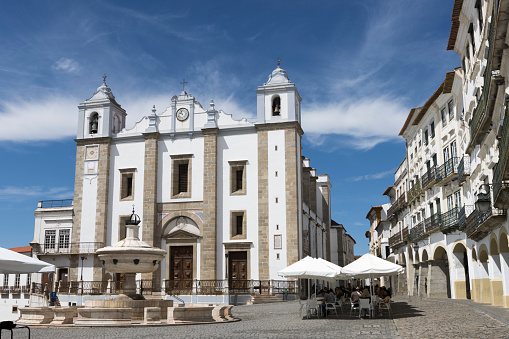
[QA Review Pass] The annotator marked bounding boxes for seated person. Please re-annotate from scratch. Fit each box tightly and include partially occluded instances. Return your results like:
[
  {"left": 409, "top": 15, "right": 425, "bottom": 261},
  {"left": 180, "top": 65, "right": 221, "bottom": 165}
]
[
  {"left": 351, "top": 286, "right": 361, "bottom": 305},
  {"left": 361, "top": 287, "right": 370, "bottom": 299},
  {"left": 319, "top": 290, "right": 335, "bottom": 316}
]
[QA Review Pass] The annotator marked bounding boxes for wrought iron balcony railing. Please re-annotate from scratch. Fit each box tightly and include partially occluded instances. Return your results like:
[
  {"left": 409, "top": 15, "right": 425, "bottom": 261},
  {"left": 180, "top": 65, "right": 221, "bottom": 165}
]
[
  {"left": 439, "top": 207, "right": 459, "bottom": 234},
  {"left": 424, "top": 213, "right": 440, "bottom": 233},
  {"left": 469, "top": 18, "right": 496, "bottom": 148},
  {"left": 421, "top": 167, "right": 437, "bottom": 189},
  {"left": 409, "top": 221, "right": 424, "bottom": 242},
  {"left": 458, "top": 155, "right": 471, "bottom": 184},
  {"left": 32, "top": 242, "right": 104, "bottom": 255},
  {"left": 463, "top": 204, "right": 507, "bottom": 241},
  {"left": 387, "top": 194, "right": 407, "bottom": 216},
  {"left": 494, "top": 102, "right": 509, "bottom": 209},
  {"left": 407, "top": 181, "right": 422, "bottom": 203},
  {"left": 458, "top": 205, "right": 475, "bottom": 230},
  {"left": 435, "top": 157, "right": 459, "bottom": 184}
]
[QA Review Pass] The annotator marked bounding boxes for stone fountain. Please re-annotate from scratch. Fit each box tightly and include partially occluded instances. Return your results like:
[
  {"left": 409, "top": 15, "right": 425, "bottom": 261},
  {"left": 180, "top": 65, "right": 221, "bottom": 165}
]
[
  {"left": 17, "top": 208, "right": 237, "bottom": 326},
  {"left": 96, "top": 208, "right": 166, "bottom": 299}
]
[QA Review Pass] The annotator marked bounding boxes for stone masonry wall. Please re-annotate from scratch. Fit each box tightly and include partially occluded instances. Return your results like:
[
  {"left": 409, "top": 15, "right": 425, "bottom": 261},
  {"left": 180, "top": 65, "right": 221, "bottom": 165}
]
[
  {"left": 202, "top": 129, "right": 218, "bottom": 280},
  {"left": 142, "top": 133, "right": 160, "bottom": 287}
]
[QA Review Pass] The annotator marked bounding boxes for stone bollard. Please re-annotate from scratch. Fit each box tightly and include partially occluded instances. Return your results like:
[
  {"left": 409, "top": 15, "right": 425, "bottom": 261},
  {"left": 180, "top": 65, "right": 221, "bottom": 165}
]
[{"left": 144, "top": 307, "right": 161, "bottom": 324}]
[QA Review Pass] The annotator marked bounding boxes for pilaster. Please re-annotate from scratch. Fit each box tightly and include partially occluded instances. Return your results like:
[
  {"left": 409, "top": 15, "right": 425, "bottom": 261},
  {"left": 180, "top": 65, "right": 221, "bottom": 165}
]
[
  {"left": 202, "top": 128, "right": 218, "bottom": 280},
  {"left": 142, "top": 133, "right": 160, "bottom": 287},
  {"left": 285, "top": 126, "right": 301, "bottom": 267}
]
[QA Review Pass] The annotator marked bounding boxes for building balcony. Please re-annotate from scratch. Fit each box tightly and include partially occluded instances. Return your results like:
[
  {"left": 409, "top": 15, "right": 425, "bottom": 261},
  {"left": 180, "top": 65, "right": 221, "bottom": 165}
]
[
  {"left": 0, "top": 287, "right": 9, "bottom": 294},
  {"left": 435, "top": 157, "right": 459, "bottom": 186},
  {"left": 468, "top": 19, "right": 496, "bottom": 152},
  {"left": 421, "top": 167, "right": 436, "bottom": 189},
  {"left": 389, "top": 227, "right": 408, "bottom": 249},
  {"left": 458, "top": 155, "right": 470, "bottom": 184},
  {"left": 407, "top": 181, "right": 422, "bottom": 203},
  {"left": 32, "top": 242, "right": 104, "bottom": 255},
  {"left": 9, "top": 286, "right": 21, "bottom": 294},
  {"left": 387, "top": 194, "right": 407, "bottom": 217},
  {"left": 424, "top": 214, "right": 440, "bottom": 234},
  {"left": 462, "top": 204, "right": 507, "bottom": 242},
  {"left": 458, "top": 205, "right": 474, "bottom": 231},
  {"left": 439, "top": 207, "right": 459, "bottom": 234},
  {"left": 409, "top": 221, "right": 424, "bottom": 242},
  {"left": 493, "top": 104, "right": 509, "bottom": 209}
]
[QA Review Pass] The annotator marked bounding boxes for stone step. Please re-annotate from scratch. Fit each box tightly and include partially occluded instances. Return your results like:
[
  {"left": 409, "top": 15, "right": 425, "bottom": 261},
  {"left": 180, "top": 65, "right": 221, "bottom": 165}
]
[{"left": 250, "top": 295, "right": 286, "bottom": 304}]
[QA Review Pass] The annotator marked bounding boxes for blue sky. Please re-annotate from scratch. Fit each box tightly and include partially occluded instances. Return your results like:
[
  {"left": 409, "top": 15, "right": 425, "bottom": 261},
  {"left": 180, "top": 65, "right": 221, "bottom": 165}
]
[{"left": 0, "top": 1, "right": 458, "bottom": 254}]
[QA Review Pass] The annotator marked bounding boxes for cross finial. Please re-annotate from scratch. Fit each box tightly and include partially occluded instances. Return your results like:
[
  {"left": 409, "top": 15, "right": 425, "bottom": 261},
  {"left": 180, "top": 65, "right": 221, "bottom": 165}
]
[
  {"left": 277, "top": 57, "right": 281, "bottom": 67},
  {"left": 102, "top": 74, "right": 107, "bottom": 84},
  {"left": 180, "top": 79, "right": 188, "bottom": 91}
]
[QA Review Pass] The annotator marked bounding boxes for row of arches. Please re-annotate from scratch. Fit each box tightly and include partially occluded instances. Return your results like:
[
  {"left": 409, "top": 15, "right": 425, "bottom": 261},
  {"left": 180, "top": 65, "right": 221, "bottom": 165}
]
[{"left": 394, "top": 227, "right": 509, "bottom": 307}]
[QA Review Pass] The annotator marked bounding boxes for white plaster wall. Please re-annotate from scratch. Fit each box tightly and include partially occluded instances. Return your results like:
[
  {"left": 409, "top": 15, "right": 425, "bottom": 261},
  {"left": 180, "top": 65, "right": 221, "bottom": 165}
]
[
  {"left": 158, "top": 135, "right": 205, "bottom": 203},
  {"left": 108, "top": 141, "right": 145, "bottom": 244},
  {"left": 217, "top": 130, "right": 259, "bottom": 279},
  {"left": 268, "top": 129, "right": 287, "bottom": 279}
]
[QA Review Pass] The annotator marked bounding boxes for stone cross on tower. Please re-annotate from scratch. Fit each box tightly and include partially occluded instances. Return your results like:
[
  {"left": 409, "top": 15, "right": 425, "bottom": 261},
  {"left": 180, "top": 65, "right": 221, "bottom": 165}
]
[{"left": 180, "top": 79, "right": 188, "bottom": 91}]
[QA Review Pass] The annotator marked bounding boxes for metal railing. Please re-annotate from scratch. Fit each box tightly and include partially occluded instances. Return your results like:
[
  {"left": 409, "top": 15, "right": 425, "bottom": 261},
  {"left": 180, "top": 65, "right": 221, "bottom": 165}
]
[
  {"left": 409, "top": 221, "right": 424, "bottom": 242},
  {"left": 424, "top": 214, "right": 440, "bottom": 233},
  {"left": 272, "top": 280, "right": 298, "bottom": 294},
  {"left": 439, "top": 207, "right": 459, "bottom": 233},
  {"left": 32, "top": 242, "right": 104, "bottom": 255},
  {"left": 196, "top": 280, "right": 227, "bottom": 295},
  {"left": 458, "top": 205, "right": 475, "bottom": 230},
  {"left": 421, "top": 167, "right": 436, "bottom": 189},
  {"left": 458, "top": 155, "right": 471, "bottom": 183},
  {"left": 469, "top": 18, "right": 496, "bottom": 146},
  {"left": 435, "top": 157, "right": 459, "bottom": 183},
  {"left": 387, "top": 194, "right": 407, "bottom": 216},
  {"left": 407, "top": 181, "right": 422, "bottom": 202},
  {"left": 0, "top": 287, "right": 9, "bottom": 294},
  {"left": 40, "top": 199, "right": 73, "bottom": 208},
  {"left": 493, "top": 102, "right": 509, "bottom": 208}
]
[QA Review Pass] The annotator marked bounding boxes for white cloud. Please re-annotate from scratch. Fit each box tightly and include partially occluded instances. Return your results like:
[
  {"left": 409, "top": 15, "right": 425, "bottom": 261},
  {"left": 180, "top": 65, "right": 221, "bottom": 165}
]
[
  {"left": 302, "top": 96, "right": 408, "bottom": 150},
  {"left": 347, "top": 170, "right": 394, "bottom": 182},
  {"left": 0, "top": 186, "right": 73, "bottom": 200},
  {"left": 52, "top": 58, "right": 81, "bottom": 74},
  {"left": 0, "top": 96, "right": 78, "bottom": 141}
]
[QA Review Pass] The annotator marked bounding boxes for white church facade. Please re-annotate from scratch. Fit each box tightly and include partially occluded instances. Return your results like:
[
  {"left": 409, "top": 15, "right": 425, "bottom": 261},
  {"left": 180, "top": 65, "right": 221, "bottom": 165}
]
[{"left": 27, "top": 65, "right": 332, "bottom": 301}]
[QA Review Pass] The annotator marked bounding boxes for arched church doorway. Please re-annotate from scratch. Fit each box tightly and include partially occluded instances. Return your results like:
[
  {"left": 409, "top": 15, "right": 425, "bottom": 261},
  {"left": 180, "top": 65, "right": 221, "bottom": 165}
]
[
  {"left": 162, "top": 215, "right": 201, "bottom": 294},
  {"left": 452, "top": 242, "right": 471, "bottom": 299}
]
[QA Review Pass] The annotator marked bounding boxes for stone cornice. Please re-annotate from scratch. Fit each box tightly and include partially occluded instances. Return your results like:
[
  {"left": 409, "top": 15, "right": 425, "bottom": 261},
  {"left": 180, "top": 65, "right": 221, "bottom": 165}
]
[
  {"left": 255, "top": 121, "right": 304, "bottom": 136},
  {"left": 75, "top": 137, "right": 111, "bottom": 146}
]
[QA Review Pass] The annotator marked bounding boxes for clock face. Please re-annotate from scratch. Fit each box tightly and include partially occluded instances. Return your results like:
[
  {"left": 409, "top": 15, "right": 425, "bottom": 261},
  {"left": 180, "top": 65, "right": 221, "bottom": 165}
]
[{"left": 176, "top": 108, "right": 189, "bottom": 121}]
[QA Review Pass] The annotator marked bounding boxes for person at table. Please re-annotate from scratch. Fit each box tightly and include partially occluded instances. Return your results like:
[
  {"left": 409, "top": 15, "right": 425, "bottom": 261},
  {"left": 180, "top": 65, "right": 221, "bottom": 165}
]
[
  {"left": 361, "top": 287, "right": 370, "bottom": 299},
  {"left": 351, "top": 286, "right": 361, "bottom": 305},
  {"left": 319, "top": 290, "right": 335, "bottom": 316}
]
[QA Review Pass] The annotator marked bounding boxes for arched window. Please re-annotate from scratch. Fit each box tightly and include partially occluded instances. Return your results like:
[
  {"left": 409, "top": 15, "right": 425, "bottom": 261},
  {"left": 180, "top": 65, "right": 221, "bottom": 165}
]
[
  {"left": 272, "top": 96, "right": 281, "bottom": 116},
  {"left": 90, "top": 113, "right": 99, "bottom": 134}
]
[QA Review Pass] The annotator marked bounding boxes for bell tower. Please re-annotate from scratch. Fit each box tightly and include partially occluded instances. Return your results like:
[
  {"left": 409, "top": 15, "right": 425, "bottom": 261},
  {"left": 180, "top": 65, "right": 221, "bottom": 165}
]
[
  {"left": 77, "top": 75, "right": 126, "bottom": 139},
  {"left": 255, "top": 61, "right": 302, "bottom": 125}
]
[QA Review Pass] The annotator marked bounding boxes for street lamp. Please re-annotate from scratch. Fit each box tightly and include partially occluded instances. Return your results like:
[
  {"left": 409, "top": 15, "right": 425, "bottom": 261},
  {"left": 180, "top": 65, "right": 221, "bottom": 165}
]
[
  {"left": 80, "top": 256, "right": 85, "bottom": 281},
  {"left": 475, "top": 184, "right": 491, "bottom": 213}
]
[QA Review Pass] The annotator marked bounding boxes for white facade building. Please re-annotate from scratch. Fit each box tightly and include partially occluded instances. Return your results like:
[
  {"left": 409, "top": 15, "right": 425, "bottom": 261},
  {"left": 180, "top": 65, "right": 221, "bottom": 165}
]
[{"left": 29, "top": 65, "right": 333, "bottom": 302}]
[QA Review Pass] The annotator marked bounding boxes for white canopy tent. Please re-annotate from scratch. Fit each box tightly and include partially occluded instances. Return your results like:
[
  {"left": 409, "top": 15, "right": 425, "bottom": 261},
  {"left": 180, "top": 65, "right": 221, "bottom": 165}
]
[
  {"left": 341, "top": 253, "right": 405, "bottom": 297},
  {"left": 0, "top": 247, "right": 55, "bottom": 274},
  {"left": 278, "top": 256, "right": 342, "bottom": 299}
]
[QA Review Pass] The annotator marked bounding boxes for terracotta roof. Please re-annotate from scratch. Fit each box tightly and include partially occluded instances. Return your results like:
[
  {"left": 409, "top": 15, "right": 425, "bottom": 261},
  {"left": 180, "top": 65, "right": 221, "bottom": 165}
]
[
  {"left": 9, "top": 246, "right": 32, "bottom": 253},
  {"left": 383, "top": 186, "right": 394, "bottom": 196},
  {"left": 399, "top": 108, "right": 418, "bottom": 136},
  {"left": 447, "top": 0, "right": 464, "bottom": 50},
  {"left": 365, "top": 206, "right": 383, "bottom": 219}
]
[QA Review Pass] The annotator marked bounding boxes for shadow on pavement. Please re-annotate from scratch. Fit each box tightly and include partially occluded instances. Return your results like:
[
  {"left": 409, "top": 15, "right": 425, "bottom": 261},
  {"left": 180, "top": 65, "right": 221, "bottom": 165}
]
[{"left": 301, "top": 301, "right": 424, "bottom": 320}]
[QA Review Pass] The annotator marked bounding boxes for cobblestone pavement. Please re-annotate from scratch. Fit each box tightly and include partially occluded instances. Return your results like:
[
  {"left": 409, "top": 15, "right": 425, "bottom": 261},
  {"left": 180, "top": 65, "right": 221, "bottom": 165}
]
[
  {"left": 393, "top": 296, "right": 509, "bottom": 339},
  {"left": 22, "top": 296, "right": 509, "bottom": 339}
]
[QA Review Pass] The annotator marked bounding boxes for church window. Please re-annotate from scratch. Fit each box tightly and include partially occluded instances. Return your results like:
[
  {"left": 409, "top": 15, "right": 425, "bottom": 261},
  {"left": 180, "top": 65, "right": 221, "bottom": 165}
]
[
  {"left": 275, "top": 145, "right": 278, "bottom": 151},
  {"left": 89, "top": 113, "right": 99, "bottom": 134},
  {"left": 44, "top": 230, "right": 56, "bottom": 250},
  {"left": 231, "top": 211, "right": 246, "bottom": 239},
  {"left": 171, "top": 154, "right": 192, "bottom": 199},
  {"left": 58, "top": 229, "right": 70, "bottom": 249},
  {"left": 275, "top": 171, "right": 278, "bottom": 177},
  {"left": 120, "top": 169, "right": 135, "bottom": 201},
  {"left": 272, "top": 96, "right": 281, "bottom": 116},
  {"left": 229, "top": 161, "right": 247, "bottom": 195}
]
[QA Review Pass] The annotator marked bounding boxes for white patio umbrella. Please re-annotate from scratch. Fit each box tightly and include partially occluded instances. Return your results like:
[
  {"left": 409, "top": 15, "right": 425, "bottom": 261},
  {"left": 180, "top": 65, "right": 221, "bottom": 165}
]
[
  {"left": 341, "top": 253, "right": 404, "bottom": 297},
  {"left": 0, "top": 247, "right": 55, "bottom": 274},
  {"left": 278, "top": 256, "right": 342, "bottom": 306}
]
